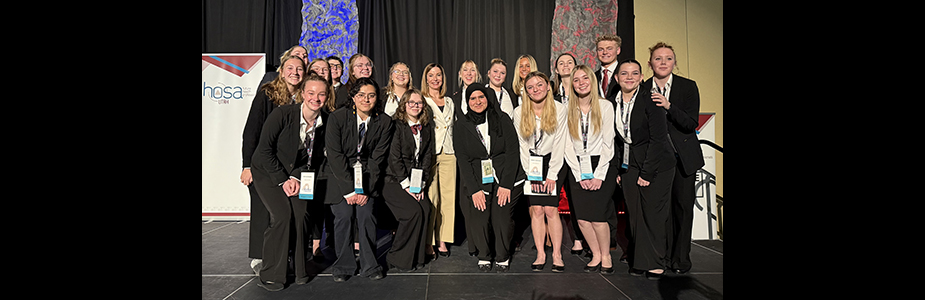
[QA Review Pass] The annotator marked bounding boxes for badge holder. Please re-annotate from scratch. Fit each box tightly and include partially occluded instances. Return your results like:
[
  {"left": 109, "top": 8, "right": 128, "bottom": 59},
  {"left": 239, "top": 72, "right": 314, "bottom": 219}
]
[
  {"left": 409, "top": 168, "right": 424, "bottom": 193},
  {"left": 579, "top": 154, "right": 594, "bottom": 180},
  {"left": 299, "top": 172, "right": 315, "bottom": 200},
  {"left": 353, "top": 162, "right": 364, "bottom": 194},
  {"left": 481, "top": 159, "right": 495, "bottom": 184}
]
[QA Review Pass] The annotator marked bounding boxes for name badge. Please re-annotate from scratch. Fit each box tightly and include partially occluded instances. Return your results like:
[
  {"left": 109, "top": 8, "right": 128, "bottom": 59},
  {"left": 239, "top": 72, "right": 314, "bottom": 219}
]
[
  {"left": 481, "top": 159, "right": 495, "bottom": 184},
  {"left": 353, "top": 161, "right": 364, "bottom": 194},
  {"left": 621, "top": 143, "right": 630, "bottom": 169},
  {"left": 527, "top": 155, "right": 543, "bottom": 181},
  {"left": 409, "top": 168, "right": 424, "bottom": 193},
  {"left": 299, "top": 172, "right": 315, "bottom": 200},
  {"left": 579, "top": 154, "right": 594, "bottom": 180}
]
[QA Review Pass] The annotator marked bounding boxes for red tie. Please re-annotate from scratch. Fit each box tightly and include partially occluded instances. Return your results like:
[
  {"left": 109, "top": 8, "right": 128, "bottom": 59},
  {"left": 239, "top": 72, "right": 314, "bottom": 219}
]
[
  {"left": 601, "top": 69, "right": 609, "bottom": 95},
  {"left": 411, "top": 124, "right": 422, "bottom": 135}
]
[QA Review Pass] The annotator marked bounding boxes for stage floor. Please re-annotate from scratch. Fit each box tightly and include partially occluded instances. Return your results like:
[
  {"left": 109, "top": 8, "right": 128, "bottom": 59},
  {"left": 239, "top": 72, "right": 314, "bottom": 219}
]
[{"left": 202, "top": 221, "right": 723, "bottom": 300}]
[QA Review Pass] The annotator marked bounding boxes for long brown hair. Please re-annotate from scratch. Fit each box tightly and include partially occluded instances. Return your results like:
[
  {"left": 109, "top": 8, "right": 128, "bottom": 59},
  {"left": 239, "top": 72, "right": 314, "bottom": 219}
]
[
  {"left": 260, "top": 55, "right": 305, "bottom": 106},
  {"left": 392, "top": 88, "right": 431, "bottom": 127}
]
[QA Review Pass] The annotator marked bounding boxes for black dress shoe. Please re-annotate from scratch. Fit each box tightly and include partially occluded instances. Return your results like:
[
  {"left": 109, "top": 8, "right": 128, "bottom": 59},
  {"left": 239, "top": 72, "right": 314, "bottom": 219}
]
[
  {"left": 333, "top": 275, "right": 349, "bottom": 282},
  {"left": 671, "top": 268, "right": 690, "bottom": 274},
  {"left": 478, "top": 263, "right": 492, "bottom": 272},
  {"left": 295, "top": 276, "right": 311, "bottom": 285},
  {"left": 570, "top": 249, "right": 585, "bottom": 255},
  {"left": 600, "top": 266, "right": 615, "bottom": 275},
  {"left": 531, "top": 263, "right": 545, "bottom": 271},
  {"left": 551, "top": 264, "right": 565, "bottom": 273},
  {"left": 257, "top": 280, "right": 284, "bottom": 291},
  {"left": 369, "top": 271, "right": 384, "bottom": 280},
  {"left": 584, "top": 263, "right": 601, "bottom": 273},
  {"left": 496, "top": 264, "right": 510, "bottom": 273},
  {"left": 645, "top": 271, "right": 663, "bottom": 280},
  {"left": 627, "top": 268, "right": 644, "bottom": 276},
  {"left": 438, "top": 250, "right": 450, "bottom": 257}
]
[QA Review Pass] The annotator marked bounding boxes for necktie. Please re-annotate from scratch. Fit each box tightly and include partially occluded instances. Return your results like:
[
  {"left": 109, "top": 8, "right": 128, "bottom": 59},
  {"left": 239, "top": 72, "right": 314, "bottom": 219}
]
[
  {"left": 358, "top": 122, "right": 366, "bottom": 153},
  {"left": 411, "top": 124, "right": 422, "bottom": 135},
  {"left": 601, "top": 69, "right": 609, "bottom": 95}
]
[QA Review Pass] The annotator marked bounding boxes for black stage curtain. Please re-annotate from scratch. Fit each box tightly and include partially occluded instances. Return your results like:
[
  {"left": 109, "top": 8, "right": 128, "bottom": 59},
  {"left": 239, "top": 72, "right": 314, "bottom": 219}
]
[
  {"left": 357, "top": 0, "right": 555, "bottom": 97},
  {"left": 202, "top": 0, "right": 303, "bottom": 71}
]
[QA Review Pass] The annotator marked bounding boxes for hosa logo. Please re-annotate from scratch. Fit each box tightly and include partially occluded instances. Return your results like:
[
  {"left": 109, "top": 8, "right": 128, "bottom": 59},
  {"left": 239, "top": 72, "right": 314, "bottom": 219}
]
[{"left": 203, "top": 82, "right": 245, "bottom": 104}]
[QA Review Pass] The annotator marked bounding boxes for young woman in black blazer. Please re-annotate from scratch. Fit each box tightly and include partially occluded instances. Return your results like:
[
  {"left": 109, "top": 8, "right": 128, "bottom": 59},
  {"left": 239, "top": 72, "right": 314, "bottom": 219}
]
[
  {"left": 384, "top": 88, "right": 435, "bottom": 272},
  {"left": 325, "top": 77, "right": 394, "bottom": 282},
  {"left": 240, "top": 56, "right": 305, "bottom": 270},
  {"left": 643, "top": 42, "right": 705, "bottom": 274},
  {"left": 613, "top": 60, "right": 676, "bottom": 280},
  {"left": 454, "top": 85, "right": 525, "bottom": 272},
  {"left": 250, "top": 73, "right": 328, "bottom": 291}
]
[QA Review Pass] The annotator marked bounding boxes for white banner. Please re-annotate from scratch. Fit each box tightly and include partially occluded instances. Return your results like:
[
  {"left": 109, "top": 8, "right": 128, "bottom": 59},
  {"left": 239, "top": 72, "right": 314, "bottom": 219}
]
[
  {"left": 202, "top": 54, "right": 266, "bottom": 220},
  {"left": 692, "top": 113, "right": 718, "bottom": 240}
]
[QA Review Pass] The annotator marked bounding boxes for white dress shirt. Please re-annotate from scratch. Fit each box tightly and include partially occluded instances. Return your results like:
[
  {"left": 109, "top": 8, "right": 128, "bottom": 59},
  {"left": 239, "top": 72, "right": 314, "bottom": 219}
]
[
  {"left": 564, "top": 100, "right": 615, "bottom": 181},
  {"left": 512, "top": 101, "right": 568, "bottom": 181}
]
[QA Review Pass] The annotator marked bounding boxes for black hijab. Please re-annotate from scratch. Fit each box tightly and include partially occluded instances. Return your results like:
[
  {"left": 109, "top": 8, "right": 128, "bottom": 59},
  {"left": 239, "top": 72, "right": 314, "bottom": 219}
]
[{"left": 464, "top": 84, "right": 503, "bottom": 136}]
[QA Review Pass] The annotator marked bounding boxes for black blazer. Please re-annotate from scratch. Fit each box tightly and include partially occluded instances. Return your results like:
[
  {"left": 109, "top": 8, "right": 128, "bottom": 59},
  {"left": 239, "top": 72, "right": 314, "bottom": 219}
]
[
  {"left": 615, "top": 88, "right": 674, "bottom": 182},
  {"left": 595, "top": 68, "right": 619, "bottom": 104},
  {"left": 454, "top": 110, "right": 526, "bottom": 197},
  {"left": 250, "top": 104, "right": 329, "bottom": 185},
  {"left": 642, "top": 75, "right": 705, "bottom": 176},
  {"left": 324, "top": 106, "right": 394, "bottom": 203},
  {"left": 242, "top": 88, "right": 284, "bottom": 169},
  {"left": 387, "top": 121, "right": 436, "bottom": 184}
]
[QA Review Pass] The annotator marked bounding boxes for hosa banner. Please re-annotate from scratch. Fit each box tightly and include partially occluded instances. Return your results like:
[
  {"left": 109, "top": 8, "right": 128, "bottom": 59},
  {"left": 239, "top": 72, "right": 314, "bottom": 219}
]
[{"left": 202, "top": 54, "right": 266, "bottom": 220}]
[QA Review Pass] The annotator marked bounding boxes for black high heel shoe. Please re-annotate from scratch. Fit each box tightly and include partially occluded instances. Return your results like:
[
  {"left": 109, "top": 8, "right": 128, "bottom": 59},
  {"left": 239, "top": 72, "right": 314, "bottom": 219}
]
[
  {"left": 531, "top": 263, "right": 546, "bottom": 271},
  {"left": 600, "top": 266, "right": 615, "bottom": 275},
  {"left": 551, "top": 264, "right": 565, "bottom": 272},
  {"left": 570, "top": 248, "right": 585, "bottom": 255},
  {"left": 584, "top": 263, "right": 601, "bottom": 273}
]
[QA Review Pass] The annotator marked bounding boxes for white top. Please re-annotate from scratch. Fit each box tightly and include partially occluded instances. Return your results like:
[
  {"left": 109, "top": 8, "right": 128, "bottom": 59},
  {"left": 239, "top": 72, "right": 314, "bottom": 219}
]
[
  {"left": 425, "top": 96, "right": 455, "bottom": 155},
  {"left": 383, "top": 91, "right": 401, "bottom": 117},
  {"left": 564, "top": 100, "right": 615, "bottom": 181},
  {"left": 512, "top": 100, "right": 568, "bottom": 181}
]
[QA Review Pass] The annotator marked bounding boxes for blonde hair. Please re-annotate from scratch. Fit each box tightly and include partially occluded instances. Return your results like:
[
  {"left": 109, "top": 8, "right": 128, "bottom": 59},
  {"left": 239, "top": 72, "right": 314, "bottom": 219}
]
[
  {"left": 421, "top": 63, "right": 446, "bottom": 99},
  {"left": 386, "top": 62, "right": 412, "bottom": 95},
  {"left": 594, "top": 34, "right": 623, "bottom": 48},
  {"left": 566, "top": 65, "right": 602, "bottom": 140},
  {"left": 261, "top": 56, "right": 305, "bottom": 106},
  {"left": 457, "top": 60, "right": 482, "bottom": 87},
  {"left": 512, "top": 54, "right": 538, "bottom": 99},
  {"left": 278, "top": 45, "right": 307, "bottom": 72},
  {"left": 347, "top": 53, "right": 374, "bottom": 84},
  {"left": 518, "top": 71, "right": 558, "bottom": 138}
]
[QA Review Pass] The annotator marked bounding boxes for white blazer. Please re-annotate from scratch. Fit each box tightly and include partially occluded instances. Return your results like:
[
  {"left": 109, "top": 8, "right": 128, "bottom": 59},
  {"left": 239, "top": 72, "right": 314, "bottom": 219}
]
[{"left": 425, "top": 96, "right": 455, "bottom": 155}]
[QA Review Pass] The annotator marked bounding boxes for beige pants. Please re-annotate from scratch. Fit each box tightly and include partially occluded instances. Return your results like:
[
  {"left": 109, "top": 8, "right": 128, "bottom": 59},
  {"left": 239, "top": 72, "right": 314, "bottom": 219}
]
[{"left": 428, "top": 152, "right": 456, "bottom": 244}]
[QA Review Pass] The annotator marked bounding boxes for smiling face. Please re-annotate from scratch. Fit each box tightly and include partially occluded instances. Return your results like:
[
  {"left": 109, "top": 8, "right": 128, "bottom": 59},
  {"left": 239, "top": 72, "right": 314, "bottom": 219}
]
[
  {"left": 459, "top": 62, "right": 478, "bottom": 86},
  {"left": 282, "top": 58, "right": 305, "bottom": 87},
  {"left": 488, "top": 63, "right": 507, "bottom": 87},
  {"left": 426, "top": 67, "right": 443, "bottom": 91},
  {"left": 571, "top": 68, "right": 593, "bottom": 98},
  {"left": 518, "top": 57, "right": 532, "bottom": 79},
  {"left": 391, "top": 64, "right": 410, "bottom": 87},
  {"left": 596, "top": 40, "right": 620, "bottom": 66},
  {"left": 468, "top": 90, "right": 488, "bottom": 114},
  {"left": 525, "top": 76, "right": 549, "bottom": 102},
  {"left": 406, "top": 92, "right": 424, "bottom": 118},
  {"left": 301, "top": 80, "right": 327, "bottom": 112},
  {"left": 328, "top": 59, "right": 343, "bottom": 81},
  {"left": 310, "top": 60, "right": 330, "bottom": 80},
  {"left": 649, "top": 47, "right": 676, "bottom": 79},
  {"left": 555, "top": 55, "right": 576, "bottom": 78},
  {"left": 617, "top": 62, "right": 642, "bottom": 93},
  {"left": 353, "top": 84, "right": 377, "bottom": 115},
  {"left": 352, "top": 56, "right": 372, "bottom": 79}
]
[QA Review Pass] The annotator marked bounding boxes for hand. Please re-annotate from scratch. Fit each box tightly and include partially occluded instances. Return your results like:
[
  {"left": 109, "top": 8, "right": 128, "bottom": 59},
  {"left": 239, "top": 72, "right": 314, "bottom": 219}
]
[
  {"left": 345, "top": 195, "right": 357, "bottom": 205},
  {"left": 282, "top": 178, "right": 300, "bottom": 196},
  {"left": 240, "top": 169, "right": 253, "bottom": 186},
  {"left": 406, "top": 188, "right": 423, "bottom": 202},
  {"left": 616, "top": 175, "right": 621, "bottom": 185},
  {"left": 637, "top": 177, "right": 650, "bottom": 187},
  {"left": 472, "top": 191, "right": 487, "bottom": 211},
  {"left": 544, "top": 179, "right": 556, "bottom": 194},
  {"left": 589, "top": 178, "right": 603, "bottom": 190},
  {"left": 497, "top": 187, "right": 511, "bottom": 207},
  {"left": 652, "top": 92, "right": 670, "bottom": 110},
  {"left": 355, "top": 194, "right": 369, "bottom": 206}
]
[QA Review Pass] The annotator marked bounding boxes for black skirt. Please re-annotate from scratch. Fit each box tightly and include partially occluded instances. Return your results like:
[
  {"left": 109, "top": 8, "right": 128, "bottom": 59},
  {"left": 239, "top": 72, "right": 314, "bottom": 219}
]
[
  {"left": 526, "top": 152, "right": 565, "bottom": 207},
  {"left": 566, "top": 155, "right": 617, "bottom": 222}
]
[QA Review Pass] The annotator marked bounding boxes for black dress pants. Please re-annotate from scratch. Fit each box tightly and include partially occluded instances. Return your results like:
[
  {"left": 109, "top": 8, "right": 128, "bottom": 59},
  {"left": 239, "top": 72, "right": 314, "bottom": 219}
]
[
  {"left": 252, "top": 171, "right": 309, "bottom": 283},
  {"left": 329, "top": 183, "right": 381, "bottom": 277},
  {"left": 466, "top": 183, "right": 522, "bottom": 262},
  {"left": 247, "top": 183, "right": 269, "bottom": 259},
  {"left": 622, "top": 166, "right": 675, "bottom": 271},
  {"left": 383, "top": 182, "right": 432, "bottom": 270},
  {"left": 669, "top": 160, "right": 697, "bottom": 272}
]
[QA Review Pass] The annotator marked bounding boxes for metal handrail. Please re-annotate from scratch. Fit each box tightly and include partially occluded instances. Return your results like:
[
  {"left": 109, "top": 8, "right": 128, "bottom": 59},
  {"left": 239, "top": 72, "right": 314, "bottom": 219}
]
[{"left": 697, "top": 139, "right": 722, "bottom": 239}]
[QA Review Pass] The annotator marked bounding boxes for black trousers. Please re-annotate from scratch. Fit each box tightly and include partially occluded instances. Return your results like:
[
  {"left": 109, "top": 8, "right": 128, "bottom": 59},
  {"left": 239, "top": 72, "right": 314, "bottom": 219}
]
[
  {"left": 247, "top": 183, "right": 269, "bottom": 259},
  {"left": 328, "top": 180, "right": 381, "bottom": 277},
  {"left": 466, "top": 183, "right": 523, "bottom": 262},
  {"left": 252, "top": 171, "right": 309, "bottom": 283},
  {"left": 383, "top": 182, "right": 432, "bottom": 269},
  {"left": 622, "top": 166, "right": 675, "bottom": 271},
  {"left": 669, "top": 160, "right": 697, "bottom": 271}
]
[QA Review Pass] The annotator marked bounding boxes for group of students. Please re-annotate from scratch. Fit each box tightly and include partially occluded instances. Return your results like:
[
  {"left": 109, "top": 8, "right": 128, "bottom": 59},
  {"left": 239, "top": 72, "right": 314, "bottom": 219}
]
[{"left": 239, "top": 34, "right": 704, "bottom": 292}]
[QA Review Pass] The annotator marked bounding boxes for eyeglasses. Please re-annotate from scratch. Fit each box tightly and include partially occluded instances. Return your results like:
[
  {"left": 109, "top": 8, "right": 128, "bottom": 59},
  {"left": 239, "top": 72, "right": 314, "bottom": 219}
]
[
  {"left": 406, "top": 101, "right": 424, "bottom": 107},
  {"left": 392, "top": 70, "right": 410, "bottom": 76}
]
